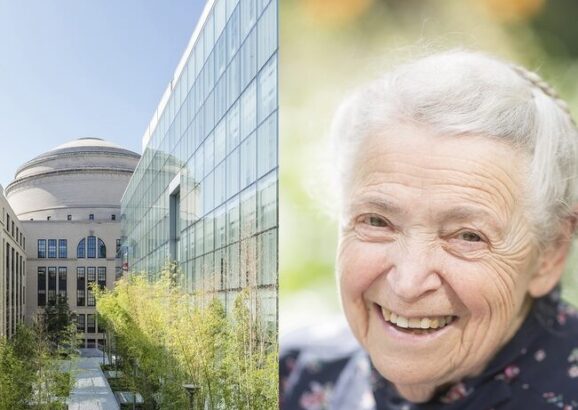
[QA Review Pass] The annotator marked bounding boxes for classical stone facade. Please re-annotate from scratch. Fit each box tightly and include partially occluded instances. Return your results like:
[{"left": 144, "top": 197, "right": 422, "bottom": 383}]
[
  {"left": 0, "top": 187, "right": 26, "bottom": 338},
  {"left": 5, "top": 137, "right": 139, "bottom": 347}
]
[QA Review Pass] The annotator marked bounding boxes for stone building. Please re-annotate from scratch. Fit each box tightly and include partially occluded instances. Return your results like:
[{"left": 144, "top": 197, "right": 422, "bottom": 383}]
[
  {"left": 5, "top": 137, "right": 139, "bottom": 347},
  {"left": 0, "top": 186, "right": 26, "bottom": 338}
]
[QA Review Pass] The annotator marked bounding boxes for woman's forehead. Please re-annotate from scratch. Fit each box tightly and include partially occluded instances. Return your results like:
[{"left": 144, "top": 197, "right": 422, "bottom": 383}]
[{"left": 346, "top": 128, "right": 528, "bottom": 218}]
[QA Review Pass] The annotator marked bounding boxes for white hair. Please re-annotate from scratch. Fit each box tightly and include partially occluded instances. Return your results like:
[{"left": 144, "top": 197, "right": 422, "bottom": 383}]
[{"left": 332, "top": 49, "right": 578, "bottom": 246}]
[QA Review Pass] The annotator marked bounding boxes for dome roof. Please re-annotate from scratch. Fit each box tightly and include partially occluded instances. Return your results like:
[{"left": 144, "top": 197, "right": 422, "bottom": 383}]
[
  {"left": 10, "top": 137, "right": 140, "bottom": 181},
  {"left": 49, "top": 137, "right": 126, "bottom": 151},
  {"left": 5, "top": 138, "right": 140, "bottom": 219},
  {"left": 20, "top": 137, "right": 139, "bottom": 168}
]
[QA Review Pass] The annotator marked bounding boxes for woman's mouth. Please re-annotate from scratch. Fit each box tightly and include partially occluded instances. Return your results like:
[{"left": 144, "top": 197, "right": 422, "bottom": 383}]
[{"left": 378, "top": 305, "right": 457, "bottom": 335}]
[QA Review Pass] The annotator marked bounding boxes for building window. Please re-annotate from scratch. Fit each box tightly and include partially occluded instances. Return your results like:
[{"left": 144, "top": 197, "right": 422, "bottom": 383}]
[
  {"left": 87, "top": 236, "right": 96, "bottom": 258},
  {"left": 37, "top": 267, "right": 46, "bottom": 307},
  {"left": 169, "top": 189, "right": 181, "bottom": 261},
  {"left": 87, "top": 267, "right": 96, "bottom": 283},
  {"left": 116, "top": 239, "right": 121, "bottom": 257},
  {"left": 78, "top": 237, "right": 106, "bottom": 259},
  {"left": 76, "top": 290, "right": 85, "bottom": 307},
  {"left": 98, "top": 239, "right": 106, "bottom": 258},
  {"left": 48, "top": 289, "right": 56, "bottom": 306},
  {"left": 48, "top": 267, "right": 57, "bottom": 305},
  {"left": 47, "top": 216, "right": 51, "bottom": 221},
  {"left": 47, "top": 239, "right": 57, "bottom": 258},
  {"left": 77, "top": 314, "right": 85, "bottom": 333},
  {"left": 87, "top": 314, "right": 96, "bottom": 333},
  {"left": 111, "top": 214, "right": 116, "bottom": 221},
  {"left": 77, "top": 267, "right": 85, "bottom": 306},
  {"left": 89, "top": 214, "right": 94, "bottom": 221},
  {"left": 58, "top": 267, "right": 67, "bottom": 299},
  {"left": 87, "top": 290, "right": 95, "bottom": 307},
  {"left": 38, "top": 239, "right": 46, "bottom": 258},
  {"left": 77, "top": 238, "right": 86, "bottom": 258},
  {"left": 67, "top": 214, "right": 72, "bottom": 221},
  {"left": 58, "top": 239, "right": 67, "bottom": 258},
  {"left": 88, "top": 266, "right": 95, "bottom": 304},
  {"left": 97, "top": 267, "right": 106, "bottom": 290}
]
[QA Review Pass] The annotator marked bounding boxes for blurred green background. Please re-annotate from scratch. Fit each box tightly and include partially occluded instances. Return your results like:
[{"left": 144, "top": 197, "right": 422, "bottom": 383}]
[{"left": 279, "top": 0, "right": 578, "bottom": 335}]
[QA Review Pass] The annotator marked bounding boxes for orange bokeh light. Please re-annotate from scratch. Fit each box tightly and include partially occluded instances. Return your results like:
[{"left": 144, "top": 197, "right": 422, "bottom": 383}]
[
  {"left": 478, "top": 0, "right": 546, "bottom": 22},
  {"left": 300, "top": 0, "right": 375, "bottom": 26}
]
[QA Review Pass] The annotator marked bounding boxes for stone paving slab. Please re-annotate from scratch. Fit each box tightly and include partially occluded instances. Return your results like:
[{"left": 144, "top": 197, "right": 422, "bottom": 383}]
[{"left": 67, "top": 350, "right": 119, "bottom": 410}]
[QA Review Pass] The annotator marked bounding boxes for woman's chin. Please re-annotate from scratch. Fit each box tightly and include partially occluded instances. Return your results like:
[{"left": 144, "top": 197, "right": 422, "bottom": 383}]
[
  {"left": 393, "top": 384, "right": 438, "bottom": 403},
  {"left": 370, "top": 356, "right": 452, "bottom": 400}
]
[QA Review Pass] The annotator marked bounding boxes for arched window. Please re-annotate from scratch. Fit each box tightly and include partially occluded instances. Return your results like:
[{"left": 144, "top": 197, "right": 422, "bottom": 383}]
[
  {"left": 77, "top": 236, "right": 107, "bottom": 259},
  {"left": 98, "top": 239, "right": 106, "bottom": 258},
  {"left": 77, "top": 239, "right": 86, "bottom": 258},
  {"left": 87, "top": 236, "right": 96, "bottom": 258}
]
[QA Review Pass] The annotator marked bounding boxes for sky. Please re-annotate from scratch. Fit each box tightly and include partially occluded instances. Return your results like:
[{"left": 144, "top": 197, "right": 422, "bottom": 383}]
[{"left": 0, "top": 0, "right": 204, "bottom": 188}]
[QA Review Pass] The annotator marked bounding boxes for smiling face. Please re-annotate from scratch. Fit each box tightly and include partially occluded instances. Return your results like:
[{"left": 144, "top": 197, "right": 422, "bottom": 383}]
[{"left": 337, "top": 126, "right": 555, "bottom": 402}]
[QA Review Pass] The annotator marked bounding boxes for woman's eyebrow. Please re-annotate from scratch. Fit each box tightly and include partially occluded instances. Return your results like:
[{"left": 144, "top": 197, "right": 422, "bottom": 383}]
[
  {"left": 438, "top": 206, "right": 501, "bottom": 231},
  {"left": 350, "top": 197, "right": 404, "bottom": 215}
]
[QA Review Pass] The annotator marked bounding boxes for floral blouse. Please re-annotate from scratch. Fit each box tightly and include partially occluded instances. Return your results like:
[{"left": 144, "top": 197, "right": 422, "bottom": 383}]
[{"left": 280, "top": 289, "right": 578, "bottom": 410}]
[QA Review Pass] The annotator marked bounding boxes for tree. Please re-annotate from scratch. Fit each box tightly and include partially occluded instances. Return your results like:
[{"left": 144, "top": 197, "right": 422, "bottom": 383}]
[
  {"left": 0, "top": 334, "right": 34, "bottom": 409},
  {"left": 42, "top": 295, "right": 76, "bottom": 350},
  {"left": 0, "top": 323, "right": 75, "bottom": 409},
  {"left": 95, "top": 267, "right": 278, "bottom": 409}
]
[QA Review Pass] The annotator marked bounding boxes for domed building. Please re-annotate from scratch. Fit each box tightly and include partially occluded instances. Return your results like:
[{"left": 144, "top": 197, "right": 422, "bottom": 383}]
[
  {"left": 5, "top": 137, "right": 140, "bottom": 348},
  {"left": 6, "top": 137, "right": 140, "bottom": 221}
]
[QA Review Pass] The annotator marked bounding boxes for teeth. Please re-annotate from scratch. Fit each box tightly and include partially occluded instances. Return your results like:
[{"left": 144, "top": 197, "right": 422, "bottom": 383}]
[
  {"left": 380, "top": 306, "right": 454, "bottom": 330},
  {"left": 397, "top": 316, "right": 408, "bottom": 328},
  {"left": 382, "top": 310, "right": 391, "bottom": 321},
  {"left": 408, "top": 318, "right": 421, "bottom": 328}
]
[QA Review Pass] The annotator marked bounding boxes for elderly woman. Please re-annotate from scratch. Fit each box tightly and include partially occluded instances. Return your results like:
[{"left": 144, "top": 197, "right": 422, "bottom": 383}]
[{"left": 280, "top": 50, "right": 578, "bottom": 410}]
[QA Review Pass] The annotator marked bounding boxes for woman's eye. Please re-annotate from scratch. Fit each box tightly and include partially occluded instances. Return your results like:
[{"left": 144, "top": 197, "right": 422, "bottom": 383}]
[
  {"left": 445, "top": 230, "right": 489, "bottom": 258},
  {"left": 368, "top": 216, "right": 388, "bottom": 227},
  {"left": 354, "top": 214, "right": 395, "bottom": 241},
  {"left": 362, "top": 215, "right": 389, "bottom": 227},
  {"left": 458, "top": 231, "right": 483, "bottom": 242}
]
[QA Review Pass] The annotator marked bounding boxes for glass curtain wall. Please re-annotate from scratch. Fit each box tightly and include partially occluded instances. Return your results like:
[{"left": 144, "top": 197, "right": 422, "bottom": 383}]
[{"left": 121, "top": 0, "right": 278, "bottom": 330}]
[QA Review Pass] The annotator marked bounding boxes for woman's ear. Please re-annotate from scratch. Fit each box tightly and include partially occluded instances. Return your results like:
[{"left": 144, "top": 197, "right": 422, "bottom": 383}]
[{"left": 529, "top": 211, "right": 577, "bottom": 298}]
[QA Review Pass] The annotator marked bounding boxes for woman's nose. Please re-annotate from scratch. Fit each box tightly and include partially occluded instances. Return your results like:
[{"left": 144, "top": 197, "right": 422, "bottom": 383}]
[{"left": 386, "top": 238, "right": 443, "bottom": 302}]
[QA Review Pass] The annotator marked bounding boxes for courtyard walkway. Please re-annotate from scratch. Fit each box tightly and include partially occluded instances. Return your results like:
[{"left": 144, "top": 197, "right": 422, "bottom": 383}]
[{"left": 67, "top": 349, "right": 119, "bottom": 410}]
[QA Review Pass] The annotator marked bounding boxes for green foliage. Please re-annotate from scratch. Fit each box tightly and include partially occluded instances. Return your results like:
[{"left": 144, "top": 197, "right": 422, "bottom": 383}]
[
  {"left": 42, "top": 296, "right": 76, "bottom": 350},
  {"left": 0, "top": 323, "right": 75, "bottom": 409},
  {"left": 95, "top": 269, "right": 278, "bottom": 409},
  {"left": 0, "top": 335, "right": 34, "bottom": 409}
]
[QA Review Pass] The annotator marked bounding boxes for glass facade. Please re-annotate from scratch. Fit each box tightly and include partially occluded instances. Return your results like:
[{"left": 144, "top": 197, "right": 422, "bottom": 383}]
[{"left": 121, "top": 0, "right": 277, "bottom": 329}]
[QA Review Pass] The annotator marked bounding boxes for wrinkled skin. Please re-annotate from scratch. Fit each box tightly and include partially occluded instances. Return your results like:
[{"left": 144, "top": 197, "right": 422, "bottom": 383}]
[{"left": 337, "top": 125, "right": 571, "bottom": 402}]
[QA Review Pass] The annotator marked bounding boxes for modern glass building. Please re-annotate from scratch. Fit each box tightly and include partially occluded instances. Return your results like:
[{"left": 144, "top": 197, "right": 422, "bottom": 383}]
[{"left": 121, "top": 0, "right": 277, "bottom": 329}]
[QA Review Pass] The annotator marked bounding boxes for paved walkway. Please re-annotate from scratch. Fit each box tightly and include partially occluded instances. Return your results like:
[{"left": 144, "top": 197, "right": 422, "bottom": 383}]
[{"left": 67, "top": 349, "right": 119, "bottom": 410}]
